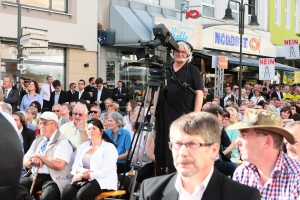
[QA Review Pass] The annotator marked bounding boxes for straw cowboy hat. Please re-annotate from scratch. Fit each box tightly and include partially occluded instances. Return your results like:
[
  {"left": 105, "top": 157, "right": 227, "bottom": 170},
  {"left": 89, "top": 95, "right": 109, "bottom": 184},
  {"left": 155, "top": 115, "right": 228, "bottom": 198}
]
[{"left": 227, "top": 108, "right": 295, "bottom": 144}]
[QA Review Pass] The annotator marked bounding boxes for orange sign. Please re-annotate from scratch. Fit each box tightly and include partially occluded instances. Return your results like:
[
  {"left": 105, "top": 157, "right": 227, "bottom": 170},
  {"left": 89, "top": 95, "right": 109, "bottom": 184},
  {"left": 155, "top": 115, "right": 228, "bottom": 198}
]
[{"left": 218, "top": 56, "right": 228, "bottom": 69}]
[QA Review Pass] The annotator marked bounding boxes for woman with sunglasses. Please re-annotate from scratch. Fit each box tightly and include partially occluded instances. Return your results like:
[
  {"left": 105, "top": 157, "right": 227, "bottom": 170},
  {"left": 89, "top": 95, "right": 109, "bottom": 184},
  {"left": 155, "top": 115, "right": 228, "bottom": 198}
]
[
  {"left": 30, "top": 101, "right": 42, "bottom": 118},
  {"left": 62, "top": 119, "right": 118, "bottom": 200}
]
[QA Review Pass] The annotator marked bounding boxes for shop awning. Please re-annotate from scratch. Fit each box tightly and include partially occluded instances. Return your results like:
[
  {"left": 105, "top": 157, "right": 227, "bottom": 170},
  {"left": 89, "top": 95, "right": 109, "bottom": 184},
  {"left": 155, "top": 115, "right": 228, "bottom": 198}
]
[
  {"left": 110, "top": 1, "right": 178, "bottom": 45},
  {"left": 199, "top": 51, "right": 300, "bottom": 72}
]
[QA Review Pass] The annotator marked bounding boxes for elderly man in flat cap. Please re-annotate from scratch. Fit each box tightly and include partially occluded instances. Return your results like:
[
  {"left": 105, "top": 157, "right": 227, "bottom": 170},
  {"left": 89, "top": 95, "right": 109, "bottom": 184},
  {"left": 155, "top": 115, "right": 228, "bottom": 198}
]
[
  {"left": 17, "top": 112, "right": 75, "bottom": 200},
  {"left": 228, "top": 109, "right": 300, "bottom": 200}
]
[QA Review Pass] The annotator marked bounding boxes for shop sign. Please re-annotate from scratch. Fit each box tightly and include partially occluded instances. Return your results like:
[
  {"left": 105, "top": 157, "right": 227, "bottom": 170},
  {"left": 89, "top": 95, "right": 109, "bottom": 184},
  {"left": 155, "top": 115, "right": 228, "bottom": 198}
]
[
  {"left": 22, "top": 28, "right": 48, "bottom": 40},
  {"left": 218, "top": 56, "right": 228, "bottom": 69},
  {"left": 185, "top": 10, "right": 201, "bottom": 19},
  {"left": 154, "top": 17, "right": 202, "bottom": 50},
  {"left": 259, "top": 58, "right": 275, "bottom": 80},
  {"left": 214, "top": 29, "right": 260, "bottom": 54},
  {"left": 23, "top": 48, "right": 52, "bottom": 56},
  {"left": 23, "top": 39, "right": 48, "bottom": 48},
  {"left": 9, "top": 46, "right": 18, "bottom": 56},
  {"left": 284, "top": 39, "right": 300, "bottom": 59}
]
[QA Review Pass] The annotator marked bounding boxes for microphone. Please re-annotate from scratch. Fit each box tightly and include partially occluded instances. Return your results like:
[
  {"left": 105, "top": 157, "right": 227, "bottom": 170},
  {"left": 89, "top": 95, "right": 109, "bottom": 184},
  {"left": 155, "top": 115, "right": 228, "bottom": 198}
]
[{"left": 181, "top": 58, "right": 189, "bottom": 62}]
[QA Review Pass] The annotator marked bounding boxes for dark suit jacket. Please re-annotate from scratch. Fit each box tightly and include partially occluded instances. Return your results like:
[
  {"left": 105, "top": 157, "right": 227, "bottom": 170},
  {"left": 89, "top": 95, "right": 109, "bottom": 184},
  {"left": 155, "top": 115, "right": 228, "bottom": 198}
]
[
  {"left": 271, "top": 91, "right": 283, "bottom": 100},
  {"left": 50, "top": 90, "right": 68, "bottom": 109},
  {"left": 21, "top": 127, "right": 36, "bottom": 154},
  {"left": 92, "top": 87, "right": 112, "bottom": 111},
  {"left": 220, "top": 94, "right": 234, "bottom": 108},
  {"left": 78, "top": 90, "right": 91, "bottom": 102},
  {"left": 0, "top": 113, "right": 23, "bottom": 199},
  {"left": 3, "top": 89, "right": 19, "bottom": 112},
  {"left": 112, "top": 87, "right": 127, "bottom": 107},
  {"left": 140, "top": 170, "right": 260, "bottom": 200},
  {"left": 67, "top": 90, "right": 79, "bottom": 103}
]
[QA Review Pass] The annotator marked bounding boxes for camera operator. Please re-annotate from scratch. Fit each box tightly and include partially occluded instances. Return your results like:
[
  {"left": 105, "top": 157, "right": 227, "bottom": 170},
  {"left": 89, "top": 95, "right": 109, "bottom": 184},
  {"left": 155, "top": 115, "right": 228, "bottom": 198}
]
[{"left": 166, "top": 41, "right": 204, "bottom": 123}]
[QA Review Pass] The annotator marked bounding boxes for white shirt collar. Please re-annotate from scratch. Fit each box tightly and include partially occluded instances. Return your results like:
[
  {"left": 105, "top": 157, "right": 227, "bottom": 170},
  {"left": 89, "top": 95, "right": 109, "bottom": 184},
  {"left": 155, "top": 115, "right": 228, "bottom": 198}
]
[{"left": 175, "top": 167, "right": 214, "bottom": 200}]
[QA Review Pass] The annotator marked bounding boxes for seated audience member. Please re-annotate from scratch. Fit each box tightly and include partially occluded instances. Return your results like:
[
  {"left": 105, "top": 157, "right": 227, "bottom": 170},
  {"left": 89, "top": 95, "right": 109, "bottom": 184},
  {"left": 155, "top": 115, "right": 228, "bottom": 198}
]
[
  {"left": 230, "top": 109, "right": 300, "bottom": 199},
  {"left": 25, "top": 106, "right": 38, "bottom": 127},
  {"left": 12, "top": 111, "right": 35, "bottom": 154},
  {"left": 0, "top": 102, "right": 12, "bottom": 114},
  {"left": 140, "top": 112, "right": 260, "bottom": 200},
  {"left": 203, "top": 105, "right": 238, "bottom": 177},
  {"left": 62, "top": 103, "right": 73, "bottom": 121},
  {"left": 124, "top": 100, "right": 138, "bottom": 126},
  {"left": 62, "top": 119, "right": 118, "bottom": 200},
  {"left": 70, "top": 101, "right": 77, "bottom": 112},
  {"left": 285, "top": 122, "right": 300, "bottom": 162},
  {"left": 89, "top": 105, "right": 101, "bottom": 120},
  {"left": 106, "top": 112, "right": 131, "bottom": 174},
  {"left": 34, "top": 118, "right": 41, "bottom": 136},
  {"left": 30, "top": 101, "right": 42, "bottom": 118},
  {"left": 280, "top": 105, "right": 293, "bottom": 127},
  {"left": 17, "top": 112, "right": 74, "bottom": 200},
  {"left": 107, "top": 103, "right": 119, "bottom": 113},
  {"left": 20, "top": 80, "right": 43, "bottom": 111},
  {"left": 113, "top": 101, "right": 126, "bottom": 116},
  {"left": 52, "top": 104, "right": 71, "bottom": 127},
  {"left": 102, "top": 112, "right": 109, "bottom": 130},
  {"left": 60, "top": 104, "right": 89, "bottom": 148}
]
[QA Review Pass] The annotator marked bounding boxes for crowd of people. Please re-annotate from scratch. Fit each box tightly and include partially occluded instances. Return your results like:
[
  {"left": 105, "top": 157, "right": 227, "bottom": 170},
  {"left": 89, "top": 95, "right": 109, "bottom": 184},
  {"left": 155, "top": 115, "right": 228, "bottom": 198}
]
[{"left": 1, "top": 39, "right": 300, "bottom": 200}]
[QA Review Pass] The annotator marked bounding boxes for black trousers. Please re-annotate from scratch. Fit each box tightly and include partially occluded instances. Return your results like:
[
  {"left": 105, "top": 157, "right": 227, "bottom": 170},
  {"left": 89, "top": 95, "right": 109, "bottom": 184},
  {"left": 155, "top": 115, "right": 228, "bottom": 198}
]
[
  {"left": 62, "top": 179, "right": 102, "bottom": 200},
  {"left": 18, "top": 174, "right": 60, "bottom": 200},
  {"left": 136, "top": 162, "right": 154, "bottom": 184},
  {"left": 117, "top": 163, "right": 130, "bottom": 175}
]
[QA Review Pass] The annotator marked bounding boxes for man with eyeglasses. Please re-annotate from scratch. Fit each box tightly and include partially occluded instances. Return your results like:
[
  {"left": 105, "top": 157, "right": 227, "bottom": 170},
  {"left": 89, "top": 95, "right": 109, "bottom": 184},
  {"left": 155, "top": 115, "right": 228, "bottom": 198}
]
[
  {"left": 52, "top": 104, "right": 70, "bottom": 128},
  {"left": 89, "top": 105, "right": 101, "bottom": 120},
  {"left": 285, "top": 122, "right": 300, "bottom": 162},
  {"left": 17, "top": 111, "right": 74, "bottom": 200},
  {"left": 60, "top": 104, "right": 89, "bottom": 148},
  {"left": 77, "top": 79, "right": 91, "bottom": 103},
  {"left": 228, "top": 109, "right": 300, "bottom": 199},
  {"left": 140, "top": 112, "right": 260, "bottom": 200}
]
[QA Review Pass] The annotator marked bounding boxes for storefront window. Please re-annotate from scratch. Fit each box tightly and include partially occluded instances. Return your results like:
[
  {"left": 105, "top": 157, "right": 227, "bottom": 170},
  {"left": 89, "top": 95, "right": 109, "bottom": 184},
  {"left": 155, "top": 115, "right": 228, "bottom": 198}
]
[
  {"left": 3, "top": 0, "right": 67, "bottom": 12},
  {"left": 1, "top": 43, "right": 65, "bottom": 89}
]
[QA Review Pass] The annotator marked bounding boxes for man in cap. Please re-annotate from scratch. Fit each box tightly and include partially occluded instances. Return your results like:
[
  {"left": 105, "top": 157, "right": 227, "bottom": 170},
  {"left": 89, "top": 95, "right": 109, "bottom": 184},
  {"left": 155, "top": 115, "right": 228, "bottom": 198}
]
[
  {"left": 228, "top": 109, "right": 300, "bottom": 199},
  {"left": 140, "top": 112, "right": 260, "bottom": 200},
  {"left": 18, "top": 112, "right": 74, "bottom": 200}
]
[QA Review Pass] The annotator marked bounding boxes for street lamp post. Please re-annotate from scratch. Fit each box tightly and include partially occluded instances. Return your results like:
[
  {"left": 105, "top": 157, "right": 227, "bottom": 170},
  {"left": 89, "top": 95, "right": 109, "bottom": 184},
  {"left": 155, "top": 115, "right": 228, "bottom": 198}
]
[{"left": 222, "top": 0, "right": 259, "bottom": 105}]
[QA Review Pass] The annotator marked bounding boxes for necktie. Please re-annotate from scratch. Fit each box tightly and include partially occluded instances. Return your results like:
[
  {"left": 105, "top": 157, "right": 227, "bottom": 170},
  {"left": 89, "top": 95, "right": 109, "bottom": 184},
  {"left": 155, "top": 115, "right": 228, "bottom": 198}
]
[
  {"left": 119, "top": 88, "right": 121, "bottom": 93},
  {"left": 31, "top": 138, "right": 50, "bottom": 176},
  {"left": 50, "top": 85, "right": 52, "bottom": 93},
  {"left": 4, "top": 89, "right": 7, "bottom": 97}
]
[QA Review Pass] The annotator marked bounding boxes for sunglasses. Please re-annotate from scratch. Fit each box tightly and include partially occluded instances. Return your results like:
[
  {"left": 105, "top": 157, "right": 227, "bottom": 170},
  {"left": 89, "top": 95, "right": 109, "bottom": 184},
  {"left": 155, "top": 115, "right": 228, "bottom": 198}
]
[
  {"left": 89, "top": 111, "right": 98, "bottom": 114},
  {"left": 73, "top": 112, "right": 85, "bottom": 117},
  {"left": 52, "top": 110, "right": 60, "bottom": 113}
]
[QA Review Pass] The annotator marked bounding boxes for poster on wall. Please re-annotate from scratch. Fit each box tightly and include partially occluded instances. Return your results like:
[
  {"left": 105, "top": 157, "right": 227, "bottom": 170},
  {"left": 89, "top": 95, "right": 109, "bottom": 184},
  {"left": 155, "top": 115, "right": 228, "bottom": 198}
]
[
  {"left": 283, "top": 71, "right": 294, "bottom": 84},
  {"left": 284, "top": 39, "right": 300, "bottom": 59},
  {"left": 153, "top": 17, "right": 202, "bottom": 50},
  {"left": 294, "top": 71, "right": 300, "bottom": 83},
  {"left": 259, "top": 58, "right": 275, "bottom": 80}
]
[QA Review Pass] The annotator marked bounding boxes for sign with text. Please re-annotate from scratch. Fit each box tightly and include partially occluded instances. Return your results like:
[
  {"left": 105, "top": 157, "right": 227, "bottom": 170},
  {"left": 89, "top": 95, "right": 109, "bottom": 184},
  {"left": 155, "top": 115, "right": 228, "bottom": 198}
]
[
  {"left": 20, "top": 35, "right": 30, "bottom": 45},
  {"left": 8, "top": 46, "right": 18, "bottom": 56},
  {"left": 284, "top": 39, "right": 300, "bottom": 59},
  {"left": 214, "top": 28, "right": 261, "bottom": 55},
  {"left": 154, "top": 17, "right": 202, "bottom": 50},
  {"left": 259, "top": 58, "right": 275, "bottom": 80},
  {"left": 23, "top": 39, "right": 48, "bottom": 48},
  {"left": 23, "top": 48, "right": 52, "bottom": 56},
  {"left": 22, "top": 28, "right": 48, "bottom": 40},
  {"left": 218, "top": 56, "right": 228, "bottom": 69}
]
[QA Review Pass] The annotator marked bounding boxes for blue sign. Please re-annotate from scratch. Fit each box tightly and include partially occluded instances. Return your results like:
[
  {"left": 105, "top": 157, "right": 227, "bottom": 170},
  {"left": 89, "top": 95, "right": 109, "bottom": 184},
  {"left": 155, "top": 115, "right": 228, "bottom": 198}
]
[{"left": 215, "top": 32, "right": 249, "bottom": 48}]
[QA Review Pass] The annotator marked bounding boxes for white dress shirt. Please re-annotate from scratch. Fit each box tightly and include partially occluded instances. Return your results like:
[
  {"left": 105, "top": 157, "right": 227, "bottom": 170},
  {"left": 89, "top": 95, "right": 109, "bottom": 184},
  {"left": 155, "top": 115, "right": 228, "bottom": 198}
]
[
  {"left": 276, "top": 91, "right": 282, "bottom": 100},
  {"left": 40, "top": 84, "right": 54, "bottom": 101},
  {"left": 175, "top": 167, "right": 214, "bottom": 200},
  {"left": 97, "top": 88, "right": 102, "bottom": 100},
  {"left": 79, "top": 90, "right": 84, "bottom": 99}
]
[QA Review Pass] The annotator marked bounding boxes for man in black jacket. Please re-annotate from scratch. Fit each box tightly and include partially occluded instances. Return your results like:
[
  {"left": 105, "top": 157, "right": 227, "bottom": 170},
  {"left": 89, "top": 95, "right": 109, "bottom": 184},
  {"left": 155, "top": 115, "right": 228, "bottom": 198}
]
[
  {"left": 3, "top": 75, "right": 19, "bottom": 112},
  {"left": 92, "top": 78, "right": 111, "bottom": 111},
  {"left": 66, "top": 83, "right": 78, "bottom": 103},
  {"left": 112, "top": 81, "right": 126, "bottom": 111},
  {"left": 50, "top": 80, "right": 68, "bottom": 109},
  {"left": 140, "top": 112, "right": 260, "bottom": 200},
  {"left": 77, "top": 79, "right": 91, "bottom": 102}
]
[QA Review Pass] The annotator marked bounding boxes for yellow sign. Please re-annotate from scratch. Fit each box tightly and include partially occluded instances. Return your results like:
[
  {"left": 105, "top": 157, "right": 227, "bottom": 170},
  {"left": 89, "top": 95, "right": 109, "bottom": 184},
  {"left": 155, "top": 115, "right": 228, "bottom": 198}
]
[
  {"left": 294, "top": 71, "right": 300, "bottom": 83},
  {"left": 283, "top": 71, "right": 294, "bottom": 84},
  {"left": 154, "top": 17, "right": 202, "bottom": 50}
]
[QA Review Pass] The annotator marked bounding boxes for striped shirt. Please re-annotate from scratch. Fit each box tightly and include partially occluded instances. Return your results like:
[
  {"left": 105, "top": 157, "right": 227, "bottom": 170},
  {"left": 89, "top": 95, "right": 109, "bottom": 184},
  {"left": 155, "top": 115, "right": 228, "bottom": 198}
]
[{"left": 233, "top": 150, "right": 300, "bottom": 200}]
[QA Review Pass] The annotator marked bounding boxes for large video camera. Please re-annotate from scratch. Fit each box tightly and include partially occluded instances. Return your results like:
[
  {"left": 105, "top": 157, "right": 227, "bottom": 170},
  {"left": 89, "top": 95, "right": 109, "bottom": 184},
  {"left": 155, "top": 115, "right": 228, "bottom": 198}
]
[{"left": 134, "top": 24, "right": 179, "bottom": 83}]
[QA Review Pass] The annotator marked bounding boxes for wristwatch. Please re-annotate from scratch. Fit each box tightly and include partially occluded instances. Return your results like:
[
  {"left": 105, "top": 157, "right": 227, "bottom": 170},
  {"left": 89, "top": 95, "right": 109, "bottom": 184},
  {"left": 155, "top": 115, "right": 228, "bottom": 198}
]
[{"left": 79, "top": 128, "right": 85, "bottom": 132}]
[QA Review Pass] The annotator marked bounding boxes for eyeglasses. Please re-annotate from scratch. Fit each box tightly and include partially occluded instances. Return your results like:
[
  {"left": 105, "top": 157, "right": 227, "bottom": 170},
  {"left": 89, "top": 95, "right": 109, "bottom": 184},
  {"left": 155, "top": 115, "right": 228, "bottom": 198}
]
[
  {"left": 222, "top": 118, "right": 229, "bottom": 121},
  {"left": 89, "top": 111, "right": 98, "bottom": 114},
  {"left": 52, "top": 110, "right": 60, "bottom": 113},
  {"left": 168, "top": 142, "right": 213, "bottom": 150},
  {"left": 73, "top": 112, "right": 85, "bottom": 117},
  {"left": 38, "top": 122, "right": 55, "bottom": 126},
  {"left": 292, "top": 107, "right": 296, "bottom": 110},
  {"left": 174, "top": 50, "right": 187, "bottom": 55}
]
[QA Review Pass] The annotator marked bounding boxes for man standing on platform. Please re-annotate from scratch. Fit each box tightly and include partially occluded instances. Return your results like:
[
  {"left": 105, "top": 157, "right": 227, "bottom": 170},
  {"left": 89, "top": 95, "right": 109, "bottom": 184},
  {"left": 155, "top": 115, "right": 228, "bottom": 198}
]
[
  {"left": 40, "top": 76, "right": 54, "bottom": 112},
  {"left": 3, "top": 75, "right": 19, "bottom": 112},
  {"left": 84, "top": 77, "right": 95, "bottom": 98},
  {"left": 92, "top": 78, "right": 111, "bottom": 111},
  {"left": 112, "top": 81, "right": 126, "bottom": 112}
]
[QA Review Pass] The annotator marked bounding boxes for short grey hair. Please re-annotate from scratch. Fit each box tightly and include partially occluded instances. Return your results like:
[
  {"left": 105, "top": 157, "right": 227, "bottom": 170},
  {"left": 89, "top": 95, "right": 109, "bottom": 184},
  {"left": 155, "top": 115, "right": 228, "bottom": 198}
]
[
  {"left": 177, "top": 41, "right": 193, "bottom": 63},
  {"left": 4, "top": 75, "right": 14, "bottom": 83},
  {"left": 0, "top": 87, "right": 3, "bottom": 102},
  {"left": 108, "top": 112, "right": 124, "bottom": 127},
  {"left": 0, "top": 102, "right": 12, "bottom": 114},
  {"left": 52, "top": 104, "right": 62, "bottom": 110},
  {"left": 26, "top": 106, "right": 38, "bottom": 118},
  {"left": 91, "top": 105, "right": 101, "bottom": 112},
  {"left": 73, "top": 103, "right": 88, "bottom": 115},
  {"left": 170, "top": 112, "right": 221, "bottom": 144},
  {"left": 105, "top": 98, "right": 113, "bottom": 104}
]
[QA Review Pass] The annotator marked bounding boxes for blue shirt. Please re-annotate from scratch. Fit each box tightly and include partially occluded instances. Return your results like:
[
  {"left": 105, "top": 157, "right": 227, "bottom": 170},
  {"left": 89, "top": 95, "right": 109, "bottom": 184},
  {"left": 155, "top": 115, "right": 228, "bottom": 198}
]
[
  {"left": 20, "top": 93, "right": 43, "bottom": 111},
  {"left": 106, "top": 127, "right": 131, "bottom": 163}
]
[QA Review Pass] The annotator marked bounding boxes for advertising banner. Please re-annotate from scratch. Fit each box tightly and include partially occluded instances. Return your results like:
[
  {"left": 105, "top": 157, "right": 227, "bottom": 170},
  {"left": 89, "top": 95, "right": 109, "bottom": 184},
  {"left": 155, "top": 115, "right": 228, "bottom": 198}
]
[
  {"left": 154, "top": 17, "right": 202, "bottom": 50},
  {"left": 259, "top": 58, "right": 275, "bottom": 80}
]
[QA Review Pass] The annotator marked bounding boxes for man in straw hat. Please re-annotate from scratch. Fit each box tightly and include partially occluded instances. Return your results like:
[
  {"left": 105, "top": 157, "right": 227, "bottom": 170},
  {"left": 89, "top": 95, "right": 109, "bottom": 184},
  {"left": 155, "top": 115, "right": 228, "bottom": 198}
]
[
  {"left": 228, "top": 108, "right": 300, "bottom": 199},
  {"left": 17, "top": 112, "right": 75, "bottom": 200}
]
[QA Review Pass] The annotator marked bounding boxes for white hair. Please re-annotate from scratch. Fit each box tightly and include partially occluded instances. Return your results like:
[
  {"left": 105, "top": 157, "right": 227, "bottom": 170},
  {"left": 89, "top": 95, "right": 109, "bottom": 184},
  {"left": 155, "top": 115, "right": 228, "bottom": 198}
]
[
  {"left": 176, "top": 41, "right": 193, "bottom": 63},
  {"left": 73, "top": 103, "right": 88, "bottom": 115},
  {"left": 0, "top": 102, "right": 12, "bottom": 114}
]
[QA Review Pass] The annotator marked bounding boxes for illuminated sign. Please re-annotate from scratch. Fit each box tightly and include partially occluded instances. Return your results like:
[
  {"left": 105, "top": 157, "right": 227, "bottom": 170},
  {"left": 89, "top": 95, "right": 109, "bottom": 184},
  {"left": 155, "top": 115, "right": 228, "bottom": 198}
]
[{"left": 185, "top": 10, "right": 201, "bottom": 19}]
